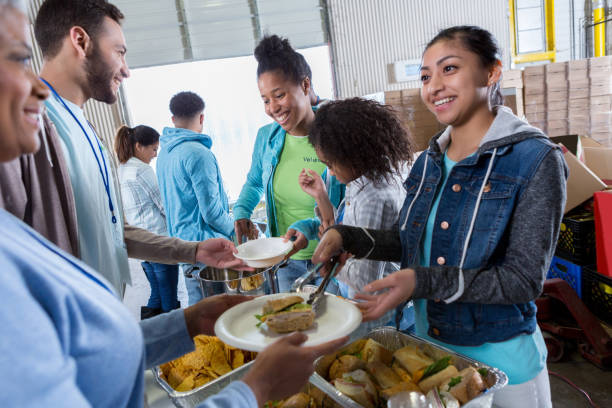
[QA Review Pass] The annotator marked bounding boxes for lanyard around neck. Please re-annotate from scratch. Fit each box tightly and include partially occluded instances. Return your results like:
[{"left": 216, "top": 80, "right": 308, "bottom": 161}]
[{"left": 40, "top": 78, "right": 117, "bottom": 225}]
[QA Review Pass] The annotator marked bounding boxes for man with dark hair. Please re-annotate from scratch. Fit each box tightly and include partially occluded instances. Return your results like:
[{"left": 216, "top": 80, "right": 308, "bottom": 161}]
[{"left": 157, "top": 91, "right": 235, "bottom": 305}]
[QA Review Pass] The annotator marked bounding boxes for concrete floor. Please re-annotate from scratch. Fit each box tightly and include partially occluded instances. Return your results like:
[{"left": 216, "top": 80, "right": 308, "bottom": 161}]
[
  {"left": 549, "top": 351, "right": 612, "bottom": 408},
  {"left": 123, "top": 260, "right": 612, "bottom": 408}
]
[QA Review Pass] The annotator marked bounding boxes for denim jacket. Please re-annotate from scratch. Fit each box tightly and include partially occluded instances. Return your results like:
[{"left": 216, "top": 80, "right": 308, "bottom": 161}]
[
  {"left": 233, "top": 120, "right": 344, "bottom": 237},
  {"left": 400, "top": 108, "right": 567, "bottom": 346}
]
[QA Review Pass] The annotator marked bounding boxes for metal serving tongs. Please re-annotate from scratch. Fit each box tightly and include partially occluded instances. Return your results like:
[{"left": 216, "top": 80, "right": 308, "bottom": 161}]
[{"left": 306, "top": 256, "right": 340, "bottom": 314}]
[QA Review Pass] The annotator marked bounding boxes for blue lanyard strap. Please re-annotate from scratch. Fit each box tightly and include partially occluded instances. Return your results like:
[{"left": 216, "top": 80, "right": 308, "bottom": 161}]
[{"left": 40, "top": 78, "right": 117, "bottom": 224}]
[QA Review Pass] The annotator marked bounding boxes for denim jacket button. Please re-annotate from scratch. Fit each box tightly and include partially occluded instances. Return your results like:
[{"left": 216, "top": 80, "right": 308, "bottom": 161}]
[
  {"left": 432, "top": 327, "right": 440, "bottom": 336},
  {"left": 440, "top": 221, "right": 449, "bottom": 230},
  {"left": 483, "top": 182, "right": 492, "bottom": 193},
  {"left": 452, "top": 183, "right": 461, "bottom": 192},
  {"left": 437, "top": 256, "right": 446, "bottom": 265}
]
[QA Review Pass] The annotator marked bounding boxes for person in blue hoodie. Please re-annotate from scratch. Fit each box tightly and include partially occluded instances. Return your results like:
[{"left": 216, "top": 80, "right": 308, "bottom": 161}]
[
  {"left": 157, "top": 91, "right": 234, "bottom": 305},
  {"left": 233, "top": 35, "right": 344, "bottom": 292}
]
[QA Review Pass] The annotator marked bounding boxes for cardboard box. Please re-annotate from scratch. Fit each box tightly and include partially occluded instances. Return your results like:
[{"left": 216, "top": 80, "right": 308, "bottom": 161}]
[
  {"left": 569, "top": 98, "right": 589, "bottom": 109},
  {"left": 590, "top": 132, "right": 612, "bottom": 143},
  {"left": 546, "top": 62, "right": 568, "bottom": 74},
  {"left": 558, "top": 139, "right": 608, "bottom": 213},
  {"left": 548, "top": 110, "right": 568, "bottom": 120},
  {"left": 548, "top": 100, "right": 568, "bottom": 111},
  {"left": 568, "top": 69, "right": 588, "bottom": 81},
  {"left": 526, "top": 103, "right": 547, "bottom": 114},
  {"left": 525, "top": 94, "right": 546, "bottom": 105},
  {"left": 591, "top": 95, "right": 612, "bottom": 108},
  {"left": 591, "top": 117, "right": 612, "bottom": 132},
  {"left": 548, "top": 89, "right": 569, "bottom": 102},
  {"left": 570, "top": 88, "right": 590, "bottom": 99},
  {"left": 569, "top": 123, "right": 589, "bottom": 135},
  {"left": 502, "top": 69, "right": 523, "bottom": 88},
  {"left": 548, "top": 127, "right": 569, "bottom": 137},
  {"left": 584, "top": 146, "right": 612, "bottom": 185},
  {"left": 569, "top": 59, "right": 588, "bottom": 70},
  {"left": 569, "top": 79, "right": 589, "bottom": 89},
  {"left": 526, "top": 112, "right": 546, "bottom": 122},
  {"left": 529, "top": 121, "right": 547, "bottom": 132},
  {"left": 405, "top": 109, "right": 440, "bottom": 123},
  {"left": 525, "top": 65, "right": 546, "bottom": 76},
  {"left": 589, "top": 56, "right": 612, "bottom": 69},
  {"left": 548, "top": 118, "right": 568, "bottom": 127},
  {"left": 590, "top": 82, "right": 612, "bottom": 97}
]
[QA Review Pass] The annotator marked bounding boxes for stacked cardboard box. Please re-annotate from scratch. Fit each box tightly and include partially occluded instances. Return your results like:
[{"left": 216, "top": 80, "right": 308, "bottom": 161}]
[
  {"left": 501, "top": 69, "right": 524, "bottom": 117},
  {"left": 384, "top": 89, "right": 444, "bottom": 151},
  {"left": 589, "top": 57, "right": 612, "bottom": 145},
  {"left": 568, "top": 59, "right": 589, "bottom": 136},
  {"left": 524, "top": 65, "right": 546, "bottom": 132},
  {"left": 545, "top": 62, "right": 569, "bottom": 136}
]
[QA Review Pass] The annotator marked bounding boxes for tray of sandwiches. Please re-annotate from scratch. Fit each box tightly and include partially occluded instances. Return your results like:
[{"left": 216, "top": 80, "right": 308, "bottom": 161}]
[
  {"left": 153, "top": 335, "right": 258, "bottom": 408},
  {"left": 309, "top": 327, "right": 508, "bottom": 408}
]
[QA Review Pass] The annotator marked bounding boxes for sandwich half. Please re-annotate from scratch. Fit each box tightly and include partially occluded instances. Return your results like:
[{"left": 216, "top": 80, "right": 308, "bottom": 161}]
[{"left": 256, "top": 296, "right": 315, "bottom": 333}]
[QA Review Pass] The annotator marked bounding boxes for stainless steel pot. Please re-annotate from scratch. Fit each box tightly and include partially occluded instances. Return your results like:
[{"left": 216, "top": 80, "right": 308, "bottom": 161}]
[{"left": 195, "top": 261, "right": 286, "bottom": 297}]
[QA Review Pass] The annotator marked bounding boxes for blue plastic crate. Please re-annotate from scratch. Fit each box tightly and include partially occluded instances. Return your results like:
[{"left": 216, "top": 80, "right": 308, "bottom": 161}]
[{"left": 547, "top": 256, "right": 582, "bottom": 298}]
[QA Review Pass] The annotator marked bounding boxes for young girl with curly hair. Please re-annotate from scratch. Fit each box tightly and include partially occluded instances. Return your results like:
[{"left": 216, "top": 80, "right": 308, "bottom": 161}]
[{"left": 286, "top": 97, "right": 414, "bottom": 335}]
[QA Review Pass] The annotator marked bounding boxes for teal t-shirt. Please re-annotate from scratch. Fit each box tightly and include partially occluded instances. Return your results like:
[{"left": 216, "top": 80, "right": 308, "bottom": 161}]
[
  {"left": 416, "top": 152, "right": 546, "bottom": 385},
  {"left": 273, "top": 133, "right": 326, "bottom": 260}
]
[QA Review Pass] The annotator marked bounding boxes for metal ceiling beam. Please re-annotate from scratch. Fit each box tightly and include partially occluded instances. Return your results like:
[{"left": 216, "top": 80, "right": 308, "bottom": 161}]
[
  {"left": 175, "top": 0, "right": 194, "bottom": 61},
  {"left": 248, "top": 0, "right": 262, "bottom": 45}
]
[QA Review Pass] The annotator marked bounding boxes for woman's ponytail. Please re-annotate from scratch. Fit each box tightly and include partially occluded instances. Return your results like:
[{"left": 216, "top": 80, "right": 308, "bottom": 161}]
[{"left": 114, "top": 125, "right": 134, "bottom": 164}]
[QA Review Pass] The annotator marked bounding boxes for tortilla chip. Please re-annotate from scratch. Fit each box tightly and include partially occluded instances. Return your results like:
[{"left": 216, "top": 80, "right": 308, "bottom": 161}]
[
  {"left": 232, "top": 350, "right": 245, "bottom": 369},
  {"left": 162, "top": 336, "right": 256, "bottom": 391},
  {"left": 175, "top": 374, "right": 195, "bottom": 392},
  {"left": 210, "top": 343, "right": 232, "bottom": 376}
]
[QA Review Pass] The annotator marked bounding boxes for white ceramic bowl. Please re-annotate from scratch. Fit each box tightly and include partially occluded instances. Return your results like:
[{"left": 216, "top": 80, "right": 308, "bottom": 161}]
[{"left": 235, "top": 237, "right": 293, "bottom": 268}]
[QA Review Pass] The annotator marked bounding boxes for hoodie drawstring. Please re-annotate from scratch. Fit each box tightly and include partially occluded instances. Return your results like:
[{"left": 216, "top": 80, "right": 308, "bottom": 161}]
[
  {"left": 444, "top": 148, "right": 498, "bottom": 303},
  {"left": 401, "top": 154, "right": 429, "bottom": 231}
]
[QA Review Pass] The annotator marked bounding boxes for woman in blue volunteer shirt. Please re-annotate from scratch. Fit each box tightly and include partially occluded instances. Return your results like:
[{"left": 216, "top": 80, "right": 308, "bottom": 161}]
[
  {"left": 313, "top": 26, "right": 567, "bottom": 407},
  {"left": 233, "top": 34, "right": 344, "bottom": 292}
]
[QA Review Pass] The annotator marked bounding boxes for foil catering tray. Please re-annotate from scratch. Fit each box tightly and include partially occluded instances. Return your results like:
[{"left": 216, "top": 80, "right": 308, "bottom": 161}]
[
  {"left": 310, "top": 326, "right": 508, "bottom": 408},
  {"left": 153, "top": 361, "right": 253, "bottom": 408}
]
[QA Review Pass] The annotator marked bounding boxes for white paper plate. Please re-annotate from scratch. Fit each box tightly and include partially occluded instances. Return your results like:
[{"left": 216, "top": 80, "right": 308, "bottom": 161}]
[
  {"left": 234, "top": 237, "right": 293, "bottom": 268},
  {"left": 214, "top": 293, "right": 362, "bottom": 352}
]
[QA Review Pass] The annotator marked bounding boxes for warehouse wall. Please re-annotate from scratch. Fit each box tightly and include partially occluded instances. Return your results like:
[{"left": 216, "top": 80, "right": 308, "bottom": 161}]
[
  {"left": 326, "top": 0, "right": 511, "bottom": 98},
  {"left": 26, "top": 0, "right": 129, "bottom": 158}
]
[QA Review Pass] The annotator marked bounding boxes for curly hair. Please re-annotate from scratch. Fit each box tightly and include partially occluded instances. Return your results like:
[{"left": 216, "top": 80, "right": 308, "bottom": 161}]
[
  {"left": 309, "top": 98, "right": 413, "bottom": 185},
  {"left": 169, "top": 91, "right": 205, "bottom": 119},
  {"left": 254, "top": 34, "right": 310, "bottom": 85}
]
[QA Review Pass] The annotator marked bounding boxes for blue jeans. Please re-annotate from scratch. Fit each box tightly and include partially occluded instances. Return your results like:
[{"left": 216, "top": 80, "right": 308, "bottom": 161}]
[
  {"left": 141, "top": 262, "right": 180, "bottom": 312},
  {"left": 277, "top": 259, "right": 339, "bottom": 294}
]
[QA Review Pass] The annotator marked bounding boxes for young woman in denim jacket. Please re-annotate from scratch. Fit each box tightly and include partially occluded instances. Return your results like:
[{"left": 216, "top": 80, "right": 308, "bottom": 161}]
[
  {"left": 233, "top": 35, "right": 344, "bottom": 292},
  {"left": 313, "top": 26, "right": 567, "bottom": 407}
]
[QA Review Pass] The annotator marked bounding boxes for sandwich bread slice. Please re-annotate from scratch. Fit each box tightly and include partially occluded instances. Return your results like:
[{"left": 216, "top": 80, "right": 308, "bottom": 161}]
[{"left": 256, "top": 296, "right": 315, "bottom": 333}]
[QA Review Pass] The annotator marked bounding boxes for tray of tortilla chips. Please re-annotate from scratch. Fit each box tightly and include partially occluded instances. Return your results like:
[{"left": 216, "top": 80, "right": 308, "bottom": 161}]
[{"left": 154, "top": 335, "right": 257, "bottom": 408}]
